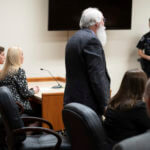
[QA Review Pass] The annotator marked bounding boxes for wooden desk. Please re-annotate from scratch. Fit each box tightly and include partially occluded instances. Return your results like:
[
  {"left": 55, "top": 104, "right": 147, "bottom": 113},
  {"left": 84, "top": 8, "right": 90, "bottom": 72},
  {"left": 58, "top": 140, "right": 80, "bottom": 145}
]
[{"left": 27, "top": 77, "right": 65, "bottom": 131}]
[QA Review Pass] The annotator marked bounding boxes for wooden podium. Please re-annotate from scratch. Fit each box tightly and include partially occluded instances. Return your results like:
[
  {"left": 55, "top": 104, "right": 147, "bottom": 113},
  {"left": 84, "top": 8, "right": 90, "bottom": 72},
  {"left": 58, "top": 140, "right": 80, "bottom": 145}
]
[{"left": 27, "top": 77, "right": 65, "bottom": 131}]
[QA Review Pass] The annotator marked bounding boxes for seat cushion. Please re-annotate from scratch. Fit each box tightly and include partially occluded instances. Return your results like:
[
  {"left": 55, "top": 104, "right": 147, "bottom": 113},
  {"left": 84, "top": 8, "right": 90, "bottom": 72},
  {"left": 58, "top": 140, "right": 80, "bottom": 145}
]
[
  {"left": 19, "top": 134, "right": 71, "bottom": 150},
  {"left": 60, "top": 135, "right": 71, "bottom": 150}
]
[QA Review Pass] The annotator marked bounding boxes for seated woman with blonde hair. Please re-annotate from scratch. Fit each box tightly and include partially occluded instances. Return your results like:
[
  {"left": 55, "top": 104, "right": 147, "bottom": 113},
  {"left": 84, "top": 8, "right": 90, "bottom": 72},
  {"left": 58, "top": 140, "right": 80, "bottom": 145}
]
[
  {"left": 0, "top": 46, "right": 39, "bottom": 116},
  {"left": 104, "top": 69, "right": 150, "bottom": 146}
]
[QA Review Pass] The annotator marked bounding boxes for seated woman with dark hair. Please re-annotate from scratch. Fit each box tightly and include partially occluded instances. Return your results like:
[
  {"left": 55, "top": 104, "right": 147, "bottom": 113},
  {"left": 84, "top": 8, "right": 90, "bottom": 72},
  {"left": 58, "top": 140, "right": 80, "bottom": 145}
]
[
  {"left": 104, "top": 69, "right": 150, "bottom": 145},
  {"left": 0, "top": 46, "right": 5, "bottom": 65},
  {"left": 0, "top": 46, "right": 40, "bottom": 116}
]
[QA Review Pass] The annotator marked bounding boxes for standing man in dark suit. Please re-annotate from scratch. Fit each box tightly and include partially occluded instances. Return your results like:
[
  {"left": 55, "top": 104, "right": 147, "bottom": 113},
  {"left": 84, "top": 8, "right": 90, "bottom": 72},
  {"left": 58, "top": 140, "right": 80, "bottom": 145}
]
[{"left": 64, "top": 7, "right": 110, "bottom": 116}]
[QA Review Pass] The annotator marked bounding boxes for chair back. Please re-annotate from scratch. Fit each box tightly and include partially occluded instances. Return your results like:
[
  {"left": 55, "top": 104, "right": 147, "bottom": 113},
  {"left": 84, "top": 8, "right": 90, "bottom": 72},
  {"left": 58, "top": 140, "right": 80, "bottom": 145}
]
[
  {"left": 62, "top": 103, "right": 107, "bottom": 150},
  {"left": 0, "top": 86, "right": 26, "bottom": 149},
  {"left": 113, "top": 131, "right": 150, "bottom": 150}
]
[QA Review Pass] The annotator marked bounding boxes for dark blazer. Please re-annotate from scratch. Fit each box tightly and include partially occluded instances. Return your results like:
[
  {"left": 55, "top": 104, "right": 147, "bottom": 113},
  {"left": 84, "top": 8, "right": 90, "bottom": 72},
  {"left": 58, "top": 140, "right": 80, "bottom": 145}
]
[
  {"left": 104, "top": 101, "right": 150, "bottom": 144},
  {"left": 64, "top": 28, "right": 110, "bottom": 115},
  {"left": 113, "top": 130, "right": 150, "bottom": 150}
]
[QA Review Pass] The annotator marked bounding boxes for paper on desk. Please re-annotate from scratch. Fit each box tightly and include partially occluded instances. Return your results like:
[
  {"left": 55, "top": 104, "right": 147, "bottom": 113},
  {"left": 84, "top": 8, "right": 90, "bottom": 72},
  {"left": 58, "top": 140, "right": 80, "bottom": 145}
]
[{"left": 40, "top": 87, "right": 51, "bottom": 92}]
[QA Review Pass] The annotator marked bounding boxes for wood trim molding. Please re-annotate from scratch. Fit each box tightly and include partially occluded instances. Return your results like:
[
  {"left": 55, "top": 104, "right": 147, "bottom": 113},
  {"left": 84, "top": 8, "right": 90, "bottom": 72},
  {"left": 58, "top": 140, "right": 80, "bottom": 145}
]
[
  {"left": 56, "top": 77, "right": 66, "bottom": 82},
  {"left": 27, "top": 77, "right": 66, "bottom": 82},
  {"left": 42, "top": 92, "right": 64, "bottom": 96}
]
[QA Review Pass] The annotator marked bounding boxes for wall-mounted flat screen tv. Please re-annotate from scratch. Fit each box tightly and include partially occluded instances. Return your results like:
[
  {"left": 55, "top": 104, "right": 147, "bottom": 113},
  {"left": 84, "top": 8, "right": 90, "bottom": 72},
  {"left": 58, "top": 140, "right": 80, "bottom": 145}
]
[{"left": 48, "top": 0, "right": 132, "bottom": 30}]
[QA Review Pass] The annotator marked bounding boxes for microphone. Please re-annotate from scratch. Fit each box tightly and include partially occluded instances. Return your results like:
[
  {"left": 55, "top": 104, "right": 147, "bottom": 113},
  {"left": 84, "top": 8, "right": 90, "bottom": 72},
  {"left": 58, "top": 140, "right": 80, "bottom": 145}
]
[{"left": 40, "top": 68, "right": 63, "bottom": 89}]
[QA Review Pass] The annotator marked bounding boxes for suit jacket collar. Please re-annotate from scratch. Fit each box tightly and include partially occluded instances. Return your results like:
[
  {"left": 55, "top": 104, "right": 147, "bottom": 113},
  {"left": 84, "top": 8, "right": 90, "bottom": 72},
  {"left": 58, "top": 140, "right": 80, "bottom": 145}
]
[{"left": 81, "top": 28, "right": 96, "bottom": 36}]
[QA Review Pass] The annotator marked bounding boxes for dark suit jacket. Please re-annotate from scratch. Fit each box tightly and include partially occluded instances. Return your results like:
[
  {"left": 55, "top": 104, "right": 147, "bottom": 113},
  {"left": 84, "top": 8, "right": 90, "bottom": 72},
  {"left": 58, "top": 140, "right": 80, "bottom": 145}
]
[
  {"left": 104, "top": 101, "right": 150, "bottom": 143},
  {"left": 64, "top": 28, "right": 110, "bottom": 115},
  {"left": 113, "top": 130, "right": 150, "bottom": 150}
]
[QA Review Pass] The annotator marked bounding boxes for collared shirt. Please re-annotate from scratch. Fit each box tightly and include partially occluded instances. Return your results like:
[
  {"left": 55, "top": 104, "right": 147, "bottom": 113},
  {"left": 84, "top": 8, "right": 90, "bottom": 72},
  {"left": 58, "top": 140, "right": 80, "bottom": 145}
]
[{"left": 137, "top": 31, "right": 150, "bottom": 55}]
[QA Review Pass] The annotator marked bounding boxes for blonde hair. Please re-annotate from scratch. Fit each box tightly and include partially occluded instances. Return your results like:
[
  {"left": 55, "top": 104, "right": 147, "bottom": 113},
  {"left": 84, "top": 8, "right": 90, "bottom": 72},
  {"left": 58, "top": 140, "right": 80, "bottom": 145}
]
[{"left": 0, "top": 46, "right": 22, "bottom": 79}]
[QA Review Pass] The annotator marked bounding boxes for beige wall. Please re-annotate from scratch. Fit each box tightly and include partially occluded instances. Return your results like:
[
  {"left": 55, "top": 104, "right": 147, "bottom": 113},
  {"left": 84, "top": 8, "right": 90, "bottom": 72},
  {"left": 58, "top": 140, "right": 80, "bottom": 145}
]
[{"left": 0, "top": 0, "right": 149, "bottom": 95}]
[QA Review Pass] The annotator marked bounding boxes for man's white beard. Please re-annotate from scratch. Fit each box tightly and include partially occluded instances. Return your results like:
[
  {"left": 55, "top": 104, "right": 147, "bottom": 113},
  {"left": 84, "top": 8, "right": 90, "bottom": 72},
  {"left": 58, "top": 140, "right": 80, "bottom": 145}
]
[{"left": 96, "top": 26, "right": 107, "bottom": 47}]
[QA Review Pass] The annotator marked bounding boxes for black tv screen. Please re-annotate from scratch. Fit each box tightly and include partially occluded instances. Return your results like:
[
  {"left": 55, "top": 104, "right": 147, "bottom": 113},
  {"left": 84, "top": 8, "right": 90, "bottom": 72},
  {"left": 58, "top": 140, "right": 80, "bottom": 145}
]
[{"left": 48, "top": 0, "right": 132, "bottom": 30}]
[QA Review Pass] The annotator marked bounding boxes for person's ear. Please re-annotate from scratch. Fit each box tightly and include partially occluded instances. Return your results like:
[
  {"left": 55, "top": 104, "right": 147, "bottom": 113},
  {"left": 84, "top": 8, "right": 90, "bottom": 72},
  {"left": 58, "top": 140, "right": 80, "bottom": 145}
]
[
  {"left": 146, "top": 98, "right": 150, "bottom": 112},
  {"left": 95, "top": 22, "right": 100, "bottom": 30},
  {"left": 95, "top": 22, "right": 98, "bottom": 28}
]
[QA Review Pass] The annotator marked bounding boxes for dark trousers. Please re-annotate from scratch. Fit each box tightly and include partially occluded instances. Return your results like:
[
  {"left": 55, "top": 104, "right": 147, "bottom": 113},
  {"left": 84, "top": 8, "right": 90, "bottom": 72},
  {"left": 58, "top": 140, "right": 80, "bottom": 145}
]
[
  {"left": 0, "top": 118, "right": 7, "bottom": 150},
  {"left": 139, "top": 58, "right": 150, "bottom": 78}
]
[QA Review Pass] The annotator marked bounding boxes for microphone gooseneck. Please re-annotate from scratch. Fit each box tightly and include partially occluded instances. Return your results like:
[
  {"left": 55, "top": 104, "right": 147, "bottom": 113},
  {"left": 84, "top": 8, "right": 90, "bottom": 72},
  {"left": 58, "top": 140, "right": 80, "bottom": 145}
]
[{"left": 40, "top": 68, "right": 63, "bottom": 89}]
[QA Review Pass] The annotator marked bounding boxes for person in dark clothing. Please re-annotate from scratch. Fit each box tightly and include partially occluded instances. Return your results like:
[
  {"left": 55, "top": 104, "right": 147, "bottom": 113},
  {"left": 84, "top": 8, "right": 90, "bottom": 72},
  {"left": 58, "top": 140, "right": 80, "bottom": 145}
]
[
  {"left": 113, "top": 78, "right": 150, "bottom": 150},
  {"left": 0, "top": 47, "right": 6, "bottom": 150},
  {"left": 64, "top": 7, "right": 110, "bottom": 116},
  {"left": 104, "top": 69, "right": 150, "bottom": 146},
  {"left": 137, "top": 18, "right": 150, "bottom": 77},
  {"left": 0, "top": 46, "right": 40, "bottom": 116}
]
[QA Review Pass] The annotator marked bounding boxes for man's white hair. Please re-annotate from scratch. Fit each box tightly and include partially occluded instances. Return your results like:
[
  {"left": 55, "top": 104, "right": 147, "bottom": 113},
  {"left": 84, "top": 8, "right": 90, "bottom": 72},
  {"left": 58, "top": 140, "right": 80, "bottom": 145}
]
[{"left": 79, "top": 7, "right": 103, "bottom": 29}]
